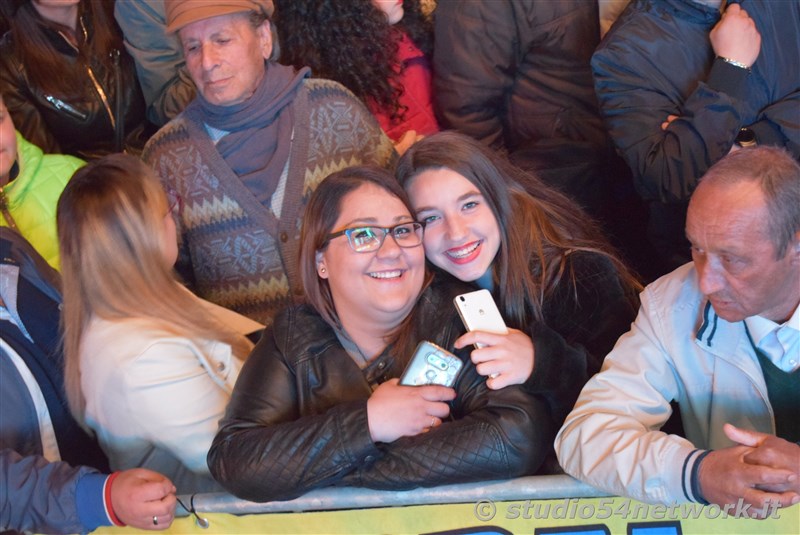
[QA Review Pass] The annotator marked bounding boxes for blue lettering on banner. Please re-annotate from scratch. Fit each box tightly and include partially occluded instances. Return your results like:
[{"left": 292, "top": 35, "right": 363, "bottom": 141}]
[
  {"left": 420, "top": 526, "right": 513, "bottom": 535},
  {"left": 534, "top": 524, "right": 610, "bottom": 535},
  {"left": 423, "top": 521, "right": 685, "bottom": 535},
  {"left": 628, "top": 521, "right": 682, "bottom": 535}
]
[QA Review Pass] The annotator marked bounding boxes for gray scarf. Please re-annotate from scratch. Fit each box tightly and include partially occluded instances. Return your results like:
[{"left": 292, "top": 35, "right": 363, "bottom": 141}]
[{"left": 186, "top": 62, "right": 310, "bottom": 204}]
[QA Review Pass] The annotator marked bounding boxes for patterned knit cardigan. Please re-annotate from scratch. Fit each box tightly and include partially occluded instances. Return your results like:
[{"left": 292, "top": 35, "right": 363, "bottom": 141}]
[{"left": 142, "top": 79, "right": 396, "bottom": 325}]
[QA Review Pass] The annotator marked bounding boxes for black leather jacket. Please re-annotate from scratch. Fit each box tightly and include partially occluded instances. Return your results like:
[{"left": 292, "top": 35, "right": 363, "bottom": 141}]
[
  {"left": 433, "top": 0, "right": 620, "bottom": 215},
  {"left": 0, "top": 16, "right": 146, "bottom": 160},
  {"left": 208, "top": 279, "right": 554, "bottom": 502}
]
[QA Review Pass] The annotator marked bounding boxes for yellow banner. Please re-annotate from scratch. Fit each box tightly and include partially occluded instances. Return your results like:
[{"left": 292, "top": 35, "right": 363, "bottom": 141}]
[{"left": 97, "top": 497, "right": 799, "bottom": 534}]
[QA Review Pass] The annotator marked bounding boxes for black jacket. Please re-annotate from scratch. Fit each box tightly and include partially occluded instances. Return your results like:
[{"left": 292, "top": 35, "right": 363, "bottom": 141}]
[
  {"left": 520, "top": 251, "right": 639, "bottom": 425},
  {"left": 208, "top": 278, "right": 554, "bottom": 502},
  {"left": 433, "top": 0, "right": 620, "bottom": 215},
  {"left": 0, "top": 16, "right": 147, "bottom": 160},
  {"left": 594, "top": 0, "right": 800, "bottom": 204},
  {"left": 592, "top": 0, "right": 800, "bottom": 269}
]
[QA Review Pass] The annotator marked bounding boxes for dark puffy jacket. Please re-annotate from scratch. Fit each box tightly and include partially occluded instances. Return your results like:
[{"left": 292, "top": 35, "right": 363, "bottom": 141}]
[
  {"left": 593, "top": 0, "right": 800, "bottom": 203},
  {"left": 0, "top": 229, "right": 109, "bottom": 472},
  {"left": 523, "top": 251, "right": 639, "bottom": 424},
  {"left": 1, "top": 450, "right": 109, "bottom": 534},
  {"left": 433, "top": 0, "right": 619, "bottom": 215},
  {"left": 0, "top": 16, "right": 147, "bottom": 160},
  {"left": 208, "top": 278, "right": 554, "bottom": 502},
  {"left": 592, "top": 0, "right": 800, "bottom": 270}
]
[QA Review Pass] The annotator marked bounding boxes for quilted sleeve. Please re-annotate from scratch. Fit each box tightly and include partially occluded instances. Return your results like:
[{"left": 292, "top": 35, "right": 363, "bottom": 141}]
[
  {"left": 342, "top": 357, "right": 554, "bottom": 489},
  {"left": 207, "top": 317, "right": 381, "bottom": 502}
]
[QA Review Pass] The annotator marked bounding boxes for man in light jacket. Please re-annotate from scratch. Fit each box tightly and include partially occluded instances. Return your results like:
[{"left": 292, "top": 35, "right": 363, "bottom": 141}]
[{"left": 556, "top": 146, "right": 800, "bottom": 514}]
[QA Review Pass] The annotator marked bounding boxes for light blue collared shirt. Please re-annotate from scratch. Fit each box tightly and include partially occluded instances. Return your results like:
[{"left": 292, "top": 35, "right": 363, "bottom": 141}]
[{"left": 744, "top": 304, "right": 800, "bottom": 373}]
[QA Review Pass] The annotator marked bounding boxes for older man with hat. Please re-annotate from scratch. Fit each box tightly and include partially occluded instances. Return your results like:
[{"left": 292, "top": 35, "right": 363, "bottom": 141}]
[{"left": 143, "top": 0, "right": 395, "bottom": 325}]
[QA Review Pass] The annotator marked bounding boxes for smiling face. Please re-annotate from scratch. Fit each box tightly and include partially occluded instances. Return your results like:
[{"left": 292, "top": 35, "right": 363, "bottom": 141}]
[
  {"left": 317, "top": 183, "right": 425, "bottom": 330},
  {"left": 405, "top": 167, "right": 501, "bottom": 284},
  {"left": 180, "top": 13, "right": 272, "bottom": 107},
  {"left": 686, "top": 179, "right": 800, "bottom": 323}
]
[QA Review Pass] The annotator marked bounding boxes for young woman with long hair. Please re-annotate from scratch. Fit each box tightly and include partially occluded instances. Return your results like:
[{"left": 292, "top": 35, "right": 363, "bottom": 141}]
[
  {"left": 397, "top": 131, "right": 643, "bottom": 423},
  {"left": 0, "top": 0, "right": 147, "bottom": 159},
  {"left": 208, "top": 166, "right": 552, "bottom": 502},
  {"left": 274, "top": 0, "right": 438, "bottom": 149},
  {"left": 58, "top": 153, "right": 259, "bottom": 493}
]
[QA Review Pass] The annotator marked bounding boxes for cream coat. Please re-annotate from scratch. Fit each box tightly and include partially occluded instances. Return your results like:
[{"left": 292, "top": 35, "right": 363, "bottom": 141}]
[
  {"left": 556, "top": 263, "right": 777, "bottom": 504},
  {"left": 80, "top": 311, "right": 250, "bottom": 493}
]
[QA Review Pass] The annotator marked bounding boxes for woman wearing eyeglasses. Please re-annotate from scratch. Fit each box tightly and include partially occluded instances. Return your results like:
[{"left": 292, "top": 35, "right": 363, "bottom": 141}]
[
  {"left": 396, "top": 131, "right": 642, "bottom": 424},
  {"left": 58, "top": 154, "right": 261, "bottom": 494},
  {"left": 208, "top": 166, "right": 551, "bottom": 502}
]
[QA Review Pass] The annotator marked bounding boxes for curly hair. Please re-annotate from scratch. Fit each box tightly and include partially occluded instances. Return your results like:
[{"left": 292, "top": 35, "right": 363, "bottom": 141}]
[{"left": 274, "top": 0, "right": 432, "bottom": 124}]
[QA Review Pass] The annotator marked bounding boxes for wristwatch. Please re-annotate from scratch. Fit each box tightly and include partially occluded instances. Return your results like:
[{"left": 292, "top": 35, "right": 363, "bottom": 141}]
[{"left": 735, "top": 127, "right": 757, "bottom": 148}]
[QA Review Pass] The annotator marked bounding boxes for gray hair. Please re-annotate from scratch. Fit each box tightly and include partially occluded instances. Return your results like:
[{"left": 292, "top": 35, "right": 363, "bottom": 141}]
[
  {"left": 246, "top": 11, "right": 280, "bottom": 61},
  {"left": 698, "top": 146, "right": 800, "bottom": 258}
]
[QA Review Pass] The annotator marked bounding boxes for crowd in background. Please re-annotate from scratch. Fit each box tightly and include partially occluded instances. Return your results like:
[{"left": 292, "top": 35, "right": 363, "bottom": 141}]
[{"left": 1, "top": 0, "right": 798, "bottom": 533}]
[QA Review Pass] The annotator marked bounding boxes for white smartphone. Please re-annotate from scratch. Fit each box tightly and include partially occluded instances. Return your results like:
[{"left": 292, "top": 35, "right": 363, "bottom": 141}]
[
  {"left": 399, "top": 341, "right": 463, "bottom": 387},
  {"left": 454, "top": 289, "right": 508, "bottom": 348}
]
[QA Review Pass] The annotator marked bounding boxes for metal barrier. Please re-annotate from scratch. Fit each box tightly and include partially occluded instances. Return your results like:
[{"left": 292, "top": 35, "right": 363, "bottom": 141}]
[
  {"left": 152, "top": 475, "right": 798, "bottom": 534},
  {"left": 179, "top": 474, "right": 608, "bottom": 515}
]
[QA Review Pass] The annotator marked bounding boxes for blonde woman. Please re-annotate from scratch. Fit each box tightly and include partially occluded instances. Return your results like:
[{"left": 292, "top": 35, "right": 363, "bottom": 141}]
[{"left": 58, "top": 154, "right": 260, "bottom": 493}]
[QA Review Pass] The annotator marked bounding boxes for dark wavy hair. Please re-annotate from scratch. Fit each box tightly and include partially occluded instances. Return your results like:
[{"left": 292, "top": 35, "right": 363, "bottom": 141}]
[
  {"left": 397, "top": 132, "right": 642, "bottom": 327},
  {"left": 6, "top": 0, "right": 124, "bottom": 99},
  {"left": 274, "top": 0, "right": 432, "bottom": 124}
]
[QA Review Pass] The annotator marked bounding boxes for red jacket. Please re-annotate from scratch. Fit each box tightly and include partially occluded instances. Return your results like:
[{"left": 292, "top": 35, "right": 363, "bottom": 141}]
[{"left": 369, "top": 32, "right": 439, "bottom": 142}]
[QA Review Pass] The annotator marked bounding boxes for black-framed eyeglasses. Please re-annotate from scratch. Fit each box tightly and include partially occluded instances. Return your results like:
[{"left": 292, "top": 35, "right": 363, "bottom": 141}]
[{"left": 326, "top": 222, "right": 424, "bottom": 253}]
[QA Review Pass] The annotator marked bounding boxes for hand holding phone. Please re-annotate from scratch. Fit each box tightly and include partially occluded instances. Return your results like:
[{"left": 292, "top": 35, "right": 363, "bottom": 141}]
[
  {"left": 367, "top": 378, "right": 455, "bottom": 442},
  {"left": 454, "top": 289, "right": 508, "bottom": 348},
  {"left": 454, "top": 290, "right": 534, "bottom": 389},
  {"left": 399, "top": 341, "right": 464, "bottom": 387}
]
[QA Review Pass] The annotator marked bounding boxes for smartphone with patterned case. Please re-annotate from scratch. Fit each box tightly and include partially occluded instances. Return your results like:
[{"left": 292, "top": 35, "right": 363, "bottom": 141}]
[{"left": 399, "top": 341, "right": 463, "bottom": 387}]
